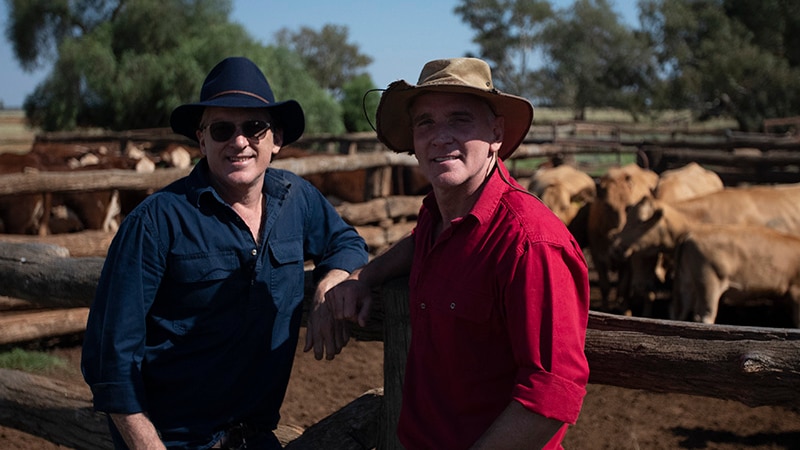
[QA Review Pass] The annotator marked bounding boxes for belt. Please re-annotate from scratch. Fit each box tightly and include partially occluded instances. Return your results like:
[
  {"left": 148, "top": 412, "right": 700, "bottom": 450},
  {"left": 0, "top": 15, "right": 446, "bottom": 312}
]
[{"left": 211, "top": 422, "right": 275, "bottom": 449}]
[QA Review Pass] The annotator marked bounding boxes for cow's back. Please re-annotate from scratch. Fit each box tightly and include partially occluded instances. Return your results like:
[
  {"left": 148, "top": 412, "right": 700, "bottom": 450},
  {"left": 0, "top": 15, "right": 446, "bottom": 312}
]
[{"left": 673, "top": 183, "right": 800, "bottom": 236}]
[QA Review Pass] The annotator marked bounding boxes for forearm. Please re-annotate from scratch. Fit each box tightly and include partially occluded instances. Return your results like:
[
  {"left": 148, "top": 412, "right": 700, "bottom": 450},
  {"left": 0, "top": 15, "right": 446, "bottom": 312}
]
[
  {"left": 356, "top": 234, "right": 414, "bottom": 287},
  {"left": 110, "top": 412, "right": 165, "bottom": 450},
  {"left": 470, "top": 401, "right": 564, "bottom": 450},
  {"left": 316, "top": 268, "right": 351, "bottom": 294}
]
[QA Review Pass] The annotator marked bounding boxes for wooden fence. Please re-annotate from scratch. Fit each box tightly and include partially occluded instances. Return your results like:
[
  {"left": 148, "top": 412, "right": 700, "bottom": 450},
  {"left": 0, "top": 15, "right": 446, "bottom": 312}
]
[
  {"left": 1, "top": 243, "right": 799, "bottom": 449},
  {"left": 2, "top": 127, "right": 800, "bottom": 448}
]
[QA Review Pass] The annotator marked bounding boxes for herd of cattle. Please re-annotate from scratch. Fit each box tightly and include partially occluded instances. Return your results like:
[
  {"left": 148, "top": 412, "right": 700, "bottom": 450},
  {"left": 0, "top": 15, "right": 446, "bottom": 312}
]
[
  {"left": 1, "top": 140, "right": 799, "bottom": 329},
  {"left": 0, "top": 140, "right": 194, "bottom": 236},
  {"left": 528, "top": 161, "right": 800, "bottom": 328}
]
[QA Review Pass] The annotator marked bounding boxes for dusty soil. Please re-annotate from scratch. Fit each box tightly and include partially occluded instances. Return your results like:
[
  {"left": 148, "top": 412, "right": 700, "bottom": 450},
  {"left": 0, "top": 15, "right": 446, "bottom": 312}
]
[{"left": 2, "top": 323, "right": 799, "bottom": 450}]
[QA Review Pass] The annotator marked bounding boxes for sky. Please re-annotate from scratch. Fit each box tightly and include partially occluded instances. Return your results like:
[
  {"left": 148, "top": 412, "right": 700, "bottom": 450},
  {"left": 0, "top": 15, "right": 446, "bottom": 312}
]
[{"left": 0, "top": 0, "right": 639, "bottom": 109}]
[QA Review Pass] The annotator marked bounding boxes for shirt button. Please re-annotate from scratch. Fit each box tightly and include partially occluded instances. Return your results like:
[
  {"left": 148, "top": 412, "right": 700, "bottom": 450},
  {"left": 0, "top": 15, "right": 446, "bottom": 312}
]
[
  {"left": 450, "top": 302, "right": 456, "bottom": 310},
  {"left": 420, "top": 303, "right": 426, "bottom": 309},
  {"left": 251, "top": 249, "right": 258, "bottom": 256}
]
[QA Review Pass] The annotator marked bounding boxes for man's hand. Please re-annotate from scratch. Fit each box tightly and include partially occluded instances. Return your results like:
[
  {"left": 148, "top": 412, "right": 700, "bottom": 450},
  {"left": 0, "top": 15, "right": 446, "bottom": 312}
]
[
  {"left": 304, "top": 269, "right": 351, "bottom": 360},
  {"left": 325, "top": 270, "right": 374, "bottom": 328}
]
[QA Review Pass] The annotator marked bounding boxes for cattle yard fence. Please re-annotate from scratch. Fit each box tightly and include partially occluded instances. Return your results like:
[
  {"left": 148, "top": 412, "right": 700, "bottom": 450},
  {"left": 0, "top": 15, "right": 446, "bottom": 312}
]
[{"left": 1, "top": 124, "right": 800, "bottom": 449}]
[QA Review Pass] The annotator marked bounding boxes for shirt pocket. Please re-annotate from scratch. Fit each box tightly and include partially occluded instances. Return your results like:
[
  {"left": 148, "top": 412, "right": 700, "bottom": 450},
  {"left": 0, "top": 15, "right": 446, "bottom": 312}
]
[
  {"left": 167, "top": 251, "right": 239, "bottom": 284},
  {"left": 429, "top": 287, "right": 497, "bottom": 344},
  {"left": 164, "top": 251, "right": 240, "bottom": 336}
]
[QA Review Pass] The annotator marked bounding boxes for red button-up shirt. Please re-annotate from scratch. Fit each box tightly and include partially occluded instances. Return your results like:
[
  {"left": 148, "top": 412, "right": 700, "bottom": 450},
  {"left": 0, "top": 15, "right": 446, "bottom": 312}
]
[{"left": 398, "top": 161, "right": 590, "bottom": 449}]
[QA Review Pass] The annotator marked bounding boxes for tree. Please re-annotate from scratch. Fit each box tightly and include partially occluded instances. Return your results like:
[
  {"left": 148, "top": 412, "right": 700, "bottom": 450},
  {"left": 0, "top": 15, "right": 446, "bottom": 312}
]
[
  {"left": 255, "top": 46, "right": 345, "bottom": 136},
  {"left": 641, "top": 0, "right": 800, "bottom": 130},
  {"left": 455, "top": 0, "right": 656, "bottom": 120},
  {"left": 536, "top": 0, "right": 656, "bottom": 119},
  {"left": 5, "top": 0, "right": 344, "bottom": 134},
  {"left": 454, "top": 0, "right": 554, "bottom": 100},
  {"left": 275, "top": 24, "right": 373, "bottom": 100},
  {"left": 341, "top": 74, "right": 379, "bottom": 133}
]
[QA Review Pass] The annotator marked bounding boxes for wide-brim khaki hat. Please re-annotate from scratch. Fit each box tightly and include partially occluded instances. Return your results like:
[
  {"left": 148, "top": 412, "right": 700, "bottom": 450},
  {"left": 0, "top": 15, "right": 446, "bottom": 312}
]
[{"left": 375, "top": 58, "right": 533, "bottom": 160}]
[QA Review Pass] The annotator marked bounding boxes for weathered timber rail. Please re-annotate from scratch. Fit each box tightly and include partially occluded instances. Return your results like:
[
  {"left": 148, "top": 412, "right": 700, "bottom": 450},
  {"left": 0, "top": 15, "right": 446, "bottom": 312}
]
[
  {"left": 17, "top": 122, "right": 800, "bottom": 188},
  {"left": 0, "top": 151, "right": 419, "bottom": 196},
  {"left": 1, "top": 241, "right": 799, "bottom": 449},
  {"left": 2, "top": 241, "right": 798, "bottom": 411}
]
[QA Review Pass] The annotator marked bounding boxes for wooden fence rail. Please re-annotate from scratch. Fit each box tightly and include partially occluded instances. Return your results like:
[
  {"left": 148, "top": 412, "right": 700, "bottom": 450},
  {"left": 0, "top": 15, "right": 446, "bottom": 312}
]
[
  {"left": 1, "top": 241, "right": 799, "bottom": 449},
  {"left": 3, "top": 129, "right": 800, "bottom": 448},
  {"left": 0, "top": 151, "right": 419, "bottom": 196}
]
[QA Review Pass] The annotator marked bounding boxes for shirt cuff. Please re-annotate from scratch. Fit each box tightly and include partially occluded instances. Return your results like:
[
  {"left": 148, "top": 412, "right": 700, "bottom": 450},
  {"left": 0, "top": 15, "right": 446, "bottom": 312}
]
[{"left": 512, "top": 371, "right": 587, "bottom": 424}]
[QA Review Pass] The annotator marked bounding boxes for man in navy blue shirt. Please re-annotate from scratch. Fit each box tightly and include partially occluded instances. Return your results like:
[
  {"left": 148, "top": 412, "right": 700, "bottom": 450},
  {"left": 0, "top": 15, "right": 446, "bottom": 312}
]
[{"left": 81, "top": 56, "right": 368, "bottom": 449}]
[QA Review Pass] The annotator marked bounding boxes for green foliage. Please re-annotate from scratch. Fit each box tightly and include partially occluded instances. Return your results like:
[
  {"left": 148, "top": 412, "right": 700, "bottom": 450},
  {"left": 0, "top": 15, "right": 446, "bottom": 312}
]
[
  {"left": 253, "top": 46, "right": 345, "bottom": 136},
  {"left": 341, "top": 74, "right": 379, "bottom": 133},
  {"left": 641, "top": 0, "right": 800, "bottom": 130},
  {"left": 454, "top": 0, "right": 554, "bottom": 98},
  {"left": 275, "top": 24, "right": 373, "bottom": 99},
  {"left": 7, "top": 0, "right": 345, "bottom": 134},
  {"left": 537, "top": 0, "right": 656, "bottom": 119},
  {"left": 0, "top": 348, "right": 65, "bottom": 373}
]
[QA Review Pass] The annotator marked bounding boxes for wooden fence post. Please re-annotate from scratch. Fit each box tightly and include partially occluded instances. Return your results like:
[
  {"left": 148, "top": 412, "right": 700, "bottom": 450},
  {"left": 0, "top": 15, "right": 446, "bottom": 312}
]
[{"left": 379, "top": 277, "right": 411, "bottom": 450}]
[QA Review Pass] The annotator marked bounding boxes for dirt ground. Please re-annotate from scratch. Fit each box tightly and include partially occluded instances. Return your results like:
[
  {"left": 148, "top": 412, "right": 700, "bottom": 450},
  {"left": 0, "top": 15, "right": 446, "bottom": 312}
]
[{"left": 2, "top": 322, "right": 799, "bottom": 450}]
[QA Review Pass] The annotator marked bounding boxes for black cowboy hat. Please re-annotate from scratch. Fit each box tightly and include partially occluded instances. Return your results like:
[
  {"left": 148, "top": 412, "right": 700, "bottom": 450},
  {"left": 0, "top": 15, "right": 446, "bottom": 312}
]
[{"left": 170, "top": 56, "right": 305, "bottom": 145}]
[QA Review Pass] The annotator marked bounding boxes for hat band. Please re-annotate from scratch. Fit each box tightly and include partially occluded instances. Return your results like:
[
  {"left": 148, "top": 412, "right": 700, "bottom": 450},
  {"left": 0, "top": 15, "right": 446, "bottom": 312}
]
[{"left": 209, "top": 90, "right": 271, "bottom": 104}]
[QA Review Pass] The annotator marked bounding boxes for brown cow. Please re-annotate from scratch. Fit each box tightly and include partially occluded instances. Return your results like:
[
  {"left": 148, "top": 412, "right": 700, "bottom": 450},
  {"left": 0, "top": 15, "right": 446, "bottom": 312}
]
[
  {"left": 0, "top": 143, "right": 157, "bottom": 235},
  {"left": 0, "top": 152, "right": 47, "bottom": 234},
  {"left": 672, "top": 224, "right": 800, "bottom": 327},
  {"left": 587, "top": 163, "right": 659, "bottom": 311}
]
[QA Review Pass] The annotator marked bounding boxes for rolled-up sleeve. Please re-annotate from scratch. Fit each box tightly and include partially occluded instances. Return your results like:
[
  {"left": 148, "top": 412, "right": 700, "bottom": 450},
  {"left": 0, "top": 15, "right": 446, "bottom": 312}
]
[{"left": 505, "top": 240, "right": 590, "bottom": 424}]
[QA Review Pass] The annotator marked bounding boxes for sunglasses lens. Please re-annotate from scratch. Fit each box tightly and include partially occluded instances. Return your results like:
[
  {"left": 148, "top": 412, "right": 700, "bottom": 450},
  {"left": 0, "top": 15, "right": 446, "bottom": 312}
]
[
  {"left": 207, "top": 120, "right": 270, "bottom": 142},
  {"left": 209, "top": 122, "right": 236, "bottom": 142},
  {"left": 242, "top": 120, "right": 269, "bottom": 139}
]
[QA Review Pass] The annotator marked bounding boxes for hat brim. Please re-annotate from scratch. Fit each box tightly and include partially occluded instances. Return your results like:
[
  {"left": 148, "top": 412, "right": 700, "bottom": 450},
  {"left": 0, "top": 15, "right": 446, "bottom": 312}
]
[
  {"left": 376, "top": 81, "right": 533, "bottom": 160},
  {"left": 170, "top": 94, "right": 305, "bottom": 146}
]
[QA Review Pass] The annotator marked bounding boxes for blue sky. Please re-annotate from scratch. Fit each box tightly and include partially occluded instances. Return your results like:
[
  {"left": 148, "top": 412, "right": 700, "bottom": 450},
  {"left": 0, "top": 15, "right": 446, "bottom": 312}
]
[{"left": 0, "top": 0, "right": 638, "bottom": 108}]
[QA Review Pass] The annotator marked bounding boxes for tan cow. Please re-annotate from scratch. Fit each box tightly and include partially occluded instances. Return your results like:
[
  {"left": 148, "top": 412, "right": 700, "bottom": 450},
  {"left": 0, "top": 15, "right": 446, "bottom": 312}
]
[
  {"left": 587, "top": 163, "right": 659, "bottom": 311},
  {"left": 528, "top": 164, "right": 596, "bottom": 226},
  {"left": 623, "top": 162, "right": 725, "bottom": 315},
  {"left": 672, "top": 224, "right": 800, "bottom": 327},
  {"left": 611, "top": 186, "right": 800, "bottom": 322},
  {"left": 612, "top": 184, "right": 800, "bottom": 260},
  {"left": 653, "top": 162, "right": 724, "bottom": 203}
]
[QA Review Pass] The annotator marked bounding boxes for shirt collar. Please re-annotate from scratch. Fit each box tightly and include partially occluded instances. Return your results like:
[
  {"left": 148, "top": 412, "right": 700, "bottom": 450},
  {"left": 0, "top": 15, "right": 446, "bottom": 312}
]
[
  {"left": 185, "top": 159, "right": 292, "bottom": 208},
  {"left": 421, "top": 159, "right": 513, "bottom": 226}
]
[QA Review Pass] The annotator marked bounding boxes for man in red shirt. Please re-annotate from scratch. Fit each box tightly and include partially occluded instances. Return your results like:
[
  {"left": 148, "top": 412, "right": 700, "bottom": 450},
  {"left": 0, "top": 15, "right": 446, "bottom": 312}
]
[{"left": 325, "top": 57, "right": 590, "bottom": 449}]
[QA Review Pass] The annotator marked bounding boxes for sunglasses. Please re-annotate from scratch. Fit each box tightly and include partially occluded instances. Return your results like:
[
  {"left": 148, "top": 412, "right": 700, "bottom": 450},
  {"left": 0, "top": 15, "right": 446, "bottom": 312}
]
[{"left": 202, "top": 120, "right": 271, "bottom": 142}]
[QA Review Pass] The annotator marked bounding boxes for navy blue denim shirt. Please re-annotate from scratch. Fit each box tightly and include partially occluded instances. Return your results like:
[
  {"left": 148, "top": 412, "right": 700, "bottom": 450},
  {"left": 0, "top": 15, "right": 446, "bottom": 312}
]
[{"left": 81, "top": 159, "right": 368, "bottom": 448}]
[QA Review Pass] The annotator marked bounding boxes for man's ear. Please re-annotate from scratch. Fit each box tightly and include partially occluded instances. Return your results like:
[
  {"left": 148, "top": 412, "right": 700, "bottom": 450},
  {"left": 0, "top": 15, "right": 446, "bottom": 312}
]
[
  {"left": 489, "top": 116, "right": 505, "bottom": 153},
  {"left": 196, "top": 130, "right": 207, "bottom": 155},
  {"left": 271, "top": 129, "right": 284, "bottom": 156},
  {"left": 493, "top": 116, "right": 505, "bottom": 143}
]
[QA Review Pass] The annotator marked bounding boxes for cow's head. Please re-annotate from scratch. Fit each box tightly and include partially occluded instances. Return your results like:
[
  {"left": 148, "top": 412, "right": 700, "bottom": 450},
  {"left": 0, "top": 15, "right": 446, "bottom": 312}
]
[{"left": 609, "top": 196, "right": 665, "bottom": 263}]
